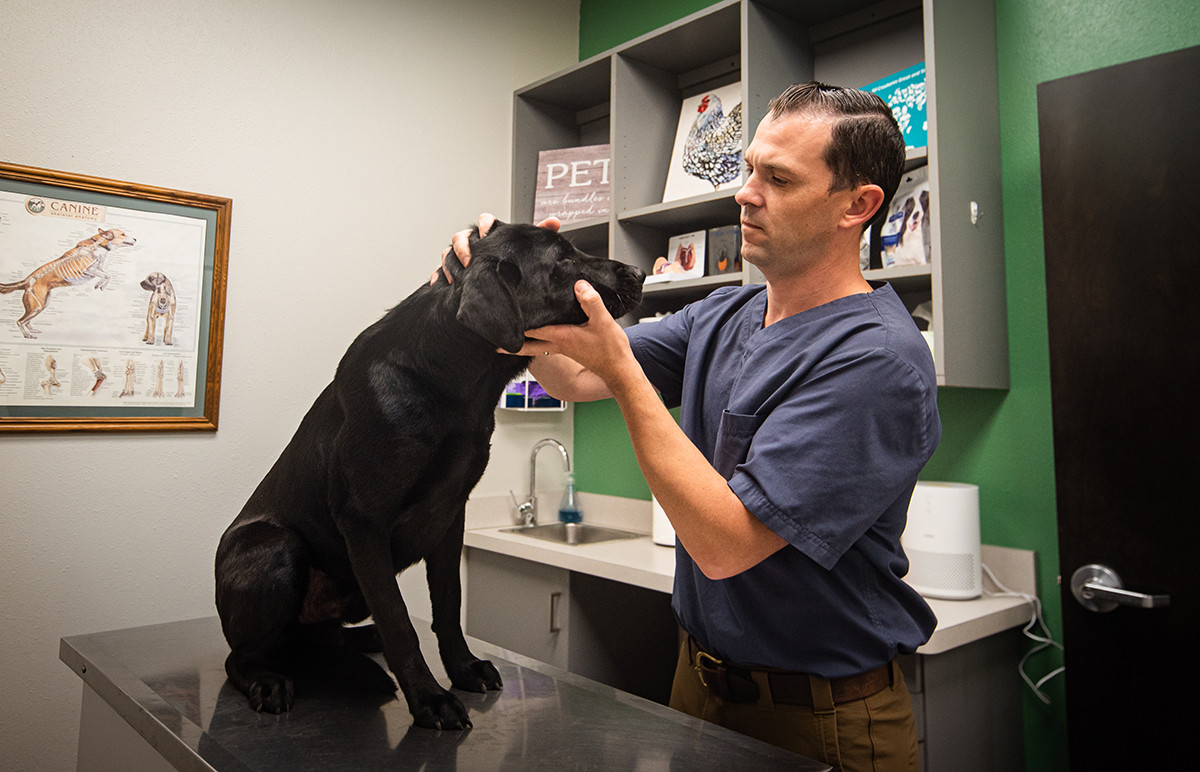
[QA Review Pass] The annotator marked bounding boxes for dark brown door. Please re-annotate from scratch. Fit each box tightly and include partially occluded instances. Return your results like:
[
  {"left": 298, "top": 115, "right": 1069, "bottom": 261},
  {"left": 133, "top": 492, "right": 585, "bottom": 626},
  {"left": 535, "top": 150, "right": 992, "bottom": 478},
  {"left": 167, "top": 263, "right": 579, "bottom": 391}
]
[{"left": 1039, "top": 45, "right": 1199, "bottom": 770}]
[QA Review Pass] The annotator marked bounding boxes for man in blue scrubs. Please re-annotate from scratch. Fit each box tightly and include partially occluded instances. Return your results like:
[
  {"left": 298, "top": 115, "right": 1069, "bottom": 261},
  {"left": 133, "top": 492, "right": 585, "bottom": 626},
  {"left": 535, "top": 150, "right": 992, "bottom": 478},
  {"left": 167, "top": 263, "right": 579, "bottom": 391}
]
[{"left": 455, "top": 82, "right": 939, "bottom": 771}]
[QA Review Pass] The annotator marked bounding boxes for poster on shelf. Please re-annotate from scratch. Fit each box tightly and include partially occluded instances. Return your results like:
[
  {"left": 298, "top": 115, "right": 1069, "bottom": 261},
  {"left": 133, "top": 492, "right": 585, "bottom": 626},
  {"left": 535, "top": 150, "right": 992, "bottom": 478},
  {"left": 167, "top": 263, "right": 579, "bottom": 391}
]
[
  {"left": 864, "top": 63, "right": 927, "bottom": 150},
  {"left": 662, "top": 82, "right": 743, "bottom": 202},
  {"left": 532, "top": 144, "right": 610, "bottom": 224}
]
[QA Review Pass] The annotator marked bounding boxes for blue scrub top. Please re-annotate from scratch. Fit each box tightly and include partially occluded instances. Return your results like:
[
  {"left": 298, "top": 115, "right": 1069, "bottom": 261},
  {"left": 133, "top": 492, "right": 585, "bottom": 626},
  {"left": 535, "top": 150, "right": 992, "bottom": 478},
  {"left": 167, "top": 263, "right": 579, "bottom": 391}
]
[{"left": 626, "top": 283, "right": 940, "bottom": 677}]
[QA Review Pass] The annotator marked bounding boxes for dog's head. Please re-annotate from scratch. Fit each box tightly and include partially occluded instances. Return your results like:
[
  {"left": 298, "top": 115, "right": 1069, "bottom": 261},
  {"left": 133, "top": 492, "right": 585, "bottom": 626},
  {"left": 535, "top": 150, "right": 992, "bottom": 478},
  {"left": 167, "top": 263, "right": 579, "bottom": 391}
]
[
  {"left": 97, "top": 228, "right": 137, "bottom": 249},
  {"left": 442, "top": 221, "right": 645, "bottom": 353},
  {"left": 140, "top": 272, "right": 171, "bottom": 292}
]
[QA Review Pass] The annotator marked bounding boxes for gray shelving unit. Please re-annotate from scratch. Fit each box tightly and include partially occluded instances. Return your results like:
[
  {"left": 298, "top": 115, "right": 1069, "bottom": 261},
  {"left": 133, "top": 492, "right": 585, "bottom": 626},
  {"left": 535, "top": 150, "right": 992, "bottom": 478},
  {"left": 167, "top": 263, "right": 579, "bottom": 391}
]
[{"left": 511, "top": 0, "right": 1008, "bottom": 389}]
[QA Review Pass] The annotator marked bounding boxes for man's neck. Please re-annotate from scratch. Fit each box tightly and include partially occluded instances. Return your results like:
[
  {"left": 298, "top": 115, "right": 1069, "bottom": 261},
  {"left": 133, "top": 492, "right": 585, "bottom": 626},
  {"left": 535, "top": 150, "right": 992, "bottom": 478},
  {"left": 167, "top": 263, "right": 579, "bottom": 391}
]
[{"left": 760, "top": 257, "right": 872, "bottom": 327}]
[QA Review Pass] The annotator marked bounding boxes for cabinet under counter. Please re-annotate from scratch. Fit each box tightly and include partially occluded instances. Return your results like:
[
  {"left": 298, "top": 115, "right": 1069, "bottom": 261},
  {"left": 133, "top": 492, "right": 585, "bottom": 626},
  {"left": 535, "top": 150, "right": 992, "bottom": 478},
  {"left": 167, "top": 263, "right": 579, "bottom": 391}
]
[{"left": 464, "top": 509, "right": 1036, "bottom": 772}]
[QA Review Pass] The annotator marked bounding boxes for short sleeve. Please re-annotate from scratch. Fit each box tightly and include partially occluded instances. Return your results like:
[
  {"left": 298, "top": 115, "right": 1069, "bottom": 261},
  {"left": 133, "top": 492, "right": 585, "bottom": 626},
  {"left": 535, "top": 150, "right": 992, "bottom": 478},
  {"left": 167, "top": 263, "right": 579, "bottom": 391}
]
[{"left": 727, "top": 347, "right": 939, "bottom": 570}]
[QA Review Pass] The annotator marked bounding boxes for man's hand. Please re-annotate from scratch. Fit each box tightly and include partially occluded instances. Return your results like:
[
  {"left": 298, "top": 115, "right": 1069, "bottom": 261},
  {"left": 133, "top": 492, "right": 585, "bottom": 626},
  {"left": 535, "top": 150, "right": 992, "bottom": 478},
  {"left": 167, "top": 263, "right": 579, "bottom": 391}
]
[
  {"left": 430, "top": 213, "right": 560, "bottom": 285},
  {"left": 506, "top": 279, "right": 635, "bottom": 405},
  {"left": 512, "top": 281, "right": 631, "bottom": 376}
]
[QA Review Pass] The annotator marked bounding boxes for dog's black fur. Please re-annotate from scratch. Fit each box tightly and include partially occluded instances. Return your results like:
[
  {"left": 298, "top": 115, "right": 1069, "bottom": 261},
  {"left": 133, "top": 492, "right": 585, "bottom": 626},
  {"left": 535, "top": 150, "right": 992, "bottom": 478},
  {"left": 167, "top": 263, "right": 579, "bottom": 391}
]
[{"left": 215, "top": 222, "right": 644, "bottom": 729}]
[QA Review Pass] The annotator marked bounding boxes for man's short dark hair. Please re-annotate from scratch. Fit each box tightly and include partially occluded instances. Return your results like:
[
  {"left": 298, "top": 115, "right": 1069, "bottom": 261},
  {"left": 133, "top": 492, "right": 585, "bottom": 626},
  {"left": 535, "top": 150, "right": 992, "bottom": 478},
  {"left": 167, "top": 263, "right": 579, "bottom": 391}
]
[{"left": 767, "top": 81, "right": 907, "bottom": 231}]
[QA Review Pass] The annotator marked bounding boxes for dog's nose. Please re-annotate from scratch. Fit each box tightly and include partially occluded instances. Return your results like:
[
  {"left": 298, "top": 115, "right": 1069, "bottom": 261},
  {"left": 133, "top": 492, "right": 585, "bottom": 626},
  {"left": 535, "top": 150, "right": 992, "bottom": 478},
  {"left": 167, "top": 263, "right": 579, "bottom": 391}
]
[{"left": 624, "top": 264, "right": 647, "bottom": 284}]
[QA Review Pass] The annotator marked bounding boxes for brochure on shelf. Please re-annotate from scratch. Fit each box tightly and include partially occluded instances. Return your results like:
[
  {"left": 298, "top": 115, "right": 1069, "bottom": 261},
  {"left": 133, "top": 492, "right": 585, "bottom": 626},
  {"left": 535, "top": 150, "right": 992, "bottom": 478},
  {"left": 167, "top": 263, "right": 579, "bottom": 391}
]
[
  {"left": 864, "top": 62, "right": 927, "bottom": 150},
  {"left": 881, "top": 166, "right": 931, "bottom": 267},
  {"left": 707, "top": 225, "right": 742, "bottom": 275},
  {"left": 647, "top": 229, "right": 706, "bottom": 284}
]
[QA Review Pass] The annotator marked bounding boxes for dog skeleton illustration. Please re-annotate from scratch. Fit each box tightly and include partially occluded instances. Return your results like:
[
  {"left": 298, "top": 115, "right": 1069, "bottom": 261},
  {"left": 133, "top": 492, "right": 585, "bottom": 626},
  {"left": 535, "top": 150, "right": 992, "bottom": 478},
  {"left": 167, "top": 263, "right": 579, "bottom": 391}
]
[
  {"left": 0, "top": 364, "right": 6, "bottom": 386},
  {"left": 140, "top": 272, "right": 176, "bottom": 345},
  {"left": 0, "top": 228, "right": 137, "bottom": 339},
  {"left": 175, "top": 361, "right": 185, "bottom": 397},
  {"left": 153, "top": 360, "right": 165, "bottom": 397}
]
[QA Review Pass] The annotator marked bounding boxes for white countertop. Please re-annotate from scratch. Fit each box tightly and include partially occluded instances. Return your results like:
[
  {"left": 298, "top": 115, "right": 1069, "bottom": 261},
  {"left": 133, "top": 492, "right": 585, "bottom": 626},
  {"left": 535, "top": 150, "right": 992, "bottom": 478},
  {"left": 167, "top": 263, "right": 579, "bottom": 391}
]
[
  {"left": 466, "top": 525, "right": 677, "bottom": 593},
  {"left": 464, "top": 494, "right": 1037, "bottom": 656}
]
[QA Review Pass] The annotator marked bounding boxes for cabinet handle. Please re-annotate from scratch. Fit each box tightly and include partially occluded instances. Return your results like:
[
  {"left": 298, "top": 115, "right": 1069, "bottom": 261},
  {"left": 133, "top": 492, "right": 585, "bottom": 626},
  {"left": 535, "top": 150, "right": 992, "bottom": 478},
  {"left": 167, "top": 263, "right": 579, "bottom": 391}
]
[{"left": 549, "top": 591, "right": 562, "bottom": 633}]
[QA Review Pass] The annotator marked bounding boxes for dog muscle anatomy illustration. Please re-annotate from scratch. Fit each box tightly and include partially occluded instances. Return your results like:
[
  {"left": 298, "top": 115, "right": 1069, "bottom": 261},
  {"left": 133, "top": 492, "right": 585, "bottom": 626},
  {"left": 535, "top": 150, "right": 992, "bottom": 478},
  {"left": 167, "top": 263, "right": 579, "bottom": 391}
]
[{"left": 0, "top": 227, "right": 137, "bottom": 338}]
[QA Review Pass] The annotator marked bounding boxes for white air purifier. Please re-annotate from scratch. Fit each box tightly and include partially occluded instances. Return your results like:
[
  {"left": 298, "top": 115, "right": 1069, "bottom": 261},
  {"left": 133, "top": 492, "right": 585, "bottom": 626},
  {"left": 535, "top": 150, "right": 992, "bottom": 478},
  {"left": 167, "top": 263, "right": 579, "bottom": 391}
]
[{"left": 902, "top": 482, "right": 982, "bottom": 600}]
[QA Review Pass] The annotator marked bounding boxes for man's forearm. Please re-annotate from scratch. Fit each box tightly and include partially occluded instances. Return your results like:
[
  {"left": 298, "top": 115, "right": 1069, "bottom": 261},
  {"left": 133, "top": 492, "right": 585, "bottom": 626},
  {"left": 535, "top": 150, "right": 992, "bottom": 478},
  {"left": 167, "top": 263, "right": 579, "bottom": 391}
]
[
  {"left": 606, "top": 360, "right": 786, "bottom": 579},
  {"left": 527, "top": 354, "right": 612, "bottom": 402}
]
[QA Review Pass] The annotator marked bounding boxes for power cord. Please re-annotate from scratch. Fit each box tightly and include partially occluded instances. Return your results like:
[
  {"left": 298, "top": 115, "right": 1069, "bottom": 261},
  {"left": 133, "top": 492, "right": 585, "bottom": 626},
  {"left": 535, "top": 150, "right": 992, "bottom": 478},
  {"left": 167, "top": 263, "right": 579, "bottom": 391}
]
[{"left": 981, "top": 562, "right": 1065, "bottom": 705}]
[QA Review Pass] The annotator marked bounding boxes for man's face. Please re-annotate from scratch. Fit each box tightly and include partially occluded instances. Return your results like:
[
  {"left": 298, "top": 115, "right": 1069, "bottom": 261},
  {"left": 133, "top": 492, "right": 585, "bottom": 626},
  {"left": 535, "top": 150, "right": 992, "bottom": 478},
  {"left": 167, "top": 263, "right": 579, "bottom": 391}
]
[{"left": 735, "top": 113, "right": 858, "bottom": 275}]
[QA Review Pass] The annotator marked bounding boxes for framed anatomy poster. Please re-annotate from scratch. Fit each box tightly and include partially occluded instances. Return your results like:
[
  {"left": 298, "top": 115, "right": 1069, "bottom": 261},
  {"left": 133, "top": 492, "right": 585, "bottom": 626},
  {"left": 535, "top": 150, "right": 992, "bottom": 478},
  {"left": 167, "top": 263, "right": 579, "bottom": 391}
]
[{"left": 0, "top": 162, "right": 231, "bottom": 432}]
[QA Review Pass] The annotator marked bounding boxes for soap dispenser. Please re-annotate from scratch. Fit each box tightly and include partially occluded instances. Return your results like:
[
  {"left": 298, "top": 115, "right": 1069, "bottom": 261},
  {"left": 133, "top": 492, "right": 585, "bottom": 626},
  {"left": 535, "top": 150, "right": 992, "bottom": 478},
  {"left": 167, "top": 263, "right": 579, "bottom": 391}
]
[{"left": 558, "top": 472, "right": 582, "bottom": 523}]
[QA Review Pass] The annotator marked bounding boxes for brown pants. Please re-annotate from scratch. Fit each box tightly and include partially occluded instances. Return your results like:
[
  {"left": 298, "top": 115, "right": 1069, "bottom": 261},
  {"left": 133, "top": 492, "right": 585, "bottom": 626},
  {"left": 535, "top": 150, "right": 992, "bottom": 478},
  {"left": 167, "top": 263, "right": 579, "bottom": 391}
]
[{"left": 669, "top": 642, "right": 919, "bottom": 771}]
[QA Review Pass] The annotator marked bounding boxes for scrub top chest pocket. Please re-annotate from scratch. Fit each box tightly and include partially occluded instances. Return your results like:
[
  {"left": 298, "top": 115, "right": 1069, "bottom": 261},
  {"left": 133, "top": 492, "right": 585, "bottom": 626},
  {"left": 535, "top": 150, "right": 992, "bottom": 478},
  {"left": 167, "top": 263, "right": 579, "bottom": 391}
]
[{"left": 713, "top": 410, "right": 764, "bottom": 480}]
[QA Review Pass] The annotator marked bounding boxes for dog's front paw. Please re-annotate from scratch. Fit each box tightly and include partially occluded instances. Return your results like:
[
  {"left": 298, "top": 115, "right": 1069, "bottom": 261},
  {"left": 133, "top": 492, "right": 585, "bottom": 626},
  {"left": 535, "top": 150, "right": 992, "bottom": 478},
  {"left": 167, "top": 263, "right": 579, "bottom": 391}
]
[
  {"left": 448, "top": 658, "right": 503, "bottom": 693},
  {"left": 249, "top": 675, "right": 294, "bottom": 714},
  {"left": 410, "top": 688, "right": 472, "bottom": 730}
]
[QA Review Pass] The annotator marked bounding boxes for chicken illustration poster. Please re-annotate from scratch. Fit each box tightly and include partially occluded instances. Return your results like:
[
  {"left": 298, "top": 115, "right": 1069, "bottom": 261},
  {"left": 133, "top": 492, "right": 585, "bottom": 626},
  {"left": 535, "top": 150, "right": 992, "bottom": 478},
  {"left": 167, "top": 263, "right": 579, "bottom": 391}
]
[{"left": 663, "top": 82, "right": 744, "bottom": 203}]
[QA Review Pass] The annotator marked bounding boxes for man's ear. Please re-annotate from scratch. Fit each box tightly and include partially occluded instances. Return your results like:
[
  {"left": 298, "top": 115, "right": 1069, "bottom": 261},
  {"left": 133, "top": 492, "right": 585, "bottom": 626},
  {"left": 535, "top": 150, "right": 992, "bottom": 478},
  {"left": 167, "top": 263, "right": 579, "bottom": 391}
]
[
  {"left": 456, "top": 258, "right": 526, "bottom": 353},
  {"left": 841, "top": 184, "right": 885, "bottom": 231}
]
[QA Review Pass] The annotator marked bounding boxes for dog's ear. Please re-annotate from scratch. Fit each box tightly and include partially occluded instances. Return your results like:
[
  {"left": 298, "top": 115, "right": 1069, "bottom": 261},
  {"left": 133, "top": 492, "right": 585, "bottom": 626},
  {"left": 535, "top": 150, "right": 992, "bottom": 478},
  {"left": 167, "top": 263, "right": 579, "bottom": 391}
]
[{"left": 456, "top": 258, "right": 526, "bottom": 353}]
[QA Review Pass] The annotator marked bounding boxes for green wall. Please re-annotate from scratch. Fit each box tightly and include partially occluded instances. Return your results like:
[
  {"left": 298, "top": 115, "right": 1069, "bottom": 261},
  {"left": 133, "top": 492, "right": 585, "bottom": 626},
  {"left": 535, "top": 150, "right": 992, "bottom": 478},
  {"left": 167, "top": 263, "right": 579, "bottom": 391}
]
[{"left": 573, "top": 2, "right": 1200, "bottom": 770}]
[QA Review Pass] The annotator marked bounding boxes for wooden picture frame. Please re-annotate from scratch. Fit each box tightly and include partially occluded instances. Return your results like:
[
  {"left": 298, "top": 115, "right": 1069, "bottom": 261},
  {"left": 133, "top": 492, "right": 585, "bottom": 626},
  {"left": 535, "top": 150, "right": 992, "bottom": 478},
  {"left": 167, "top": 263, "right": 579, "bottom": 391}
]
[{"left": 0, "top": 162, "right": 231, "bottom": 432}]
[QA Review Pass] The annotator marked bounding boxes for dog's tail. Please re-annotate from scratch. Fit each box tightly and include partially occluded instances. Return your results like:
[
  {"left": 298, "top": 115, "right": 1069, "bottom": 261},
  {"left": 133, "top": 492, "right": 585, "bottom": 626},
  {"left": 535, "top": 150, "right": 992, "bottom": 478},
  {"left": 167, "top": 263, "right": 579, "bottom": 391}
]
[{"left": 0, "top": 276, "right": 30, "bottom": 293}]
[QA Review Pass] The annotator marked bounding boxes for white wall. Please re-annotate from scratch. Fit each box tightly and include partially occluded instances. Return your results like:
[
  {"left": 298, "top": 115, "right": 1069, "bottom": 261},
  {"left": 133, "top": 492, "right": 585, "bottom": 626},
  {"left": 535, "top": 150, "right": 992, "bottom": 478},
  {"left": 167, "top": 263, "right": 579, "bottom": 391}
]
[{"left": 0, "top": 1, "right": 579, "bottom": 768}]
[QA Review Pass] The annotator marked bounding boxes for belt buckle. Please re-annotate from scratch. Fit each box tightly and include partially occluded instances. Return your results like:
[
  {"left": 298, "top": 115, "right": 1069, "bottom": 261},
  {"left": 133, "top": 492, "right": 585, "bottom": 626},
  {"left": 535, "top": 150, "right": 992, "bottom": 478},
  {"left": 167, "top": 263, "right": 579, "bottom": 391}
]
[{"left": 694, "top": 650, "right": 723, "bottom": 689}]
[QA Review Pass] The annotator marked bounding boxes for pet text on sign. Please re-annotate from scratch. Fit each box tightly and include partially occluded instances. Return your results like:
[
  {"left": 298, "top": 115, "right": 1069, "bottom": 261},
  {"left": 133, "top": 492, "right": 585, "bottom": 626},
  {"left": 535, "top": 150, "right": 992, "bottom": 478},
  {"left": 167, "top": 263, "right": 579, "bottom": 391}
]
[{"left": 533, "top": 144, "right": 611, "bottom": 225}]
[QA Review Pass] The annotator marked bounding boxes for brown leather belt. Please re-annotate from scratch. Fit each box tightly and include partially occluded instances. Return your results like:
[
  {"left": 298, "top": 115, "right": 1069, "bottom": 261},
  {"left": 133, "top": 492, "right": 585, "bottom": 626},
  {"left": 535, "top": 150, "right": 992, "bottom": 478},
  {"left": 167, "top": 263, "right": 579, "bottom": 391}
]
[{"left": 687, "top": 636, "right": 892, "bottom": 707}]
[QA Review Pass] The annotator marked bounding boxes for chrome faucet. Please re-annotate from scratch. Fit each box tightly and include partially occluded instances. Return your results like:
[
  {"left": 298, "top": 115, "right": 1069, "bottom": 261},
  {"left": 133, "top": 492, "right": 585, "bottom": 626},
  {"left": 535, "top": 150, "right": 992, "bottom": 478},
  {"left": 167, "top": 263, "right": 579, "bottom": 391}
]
[{"left": 514, "top": 438, "right": 570, "bottom": 527}]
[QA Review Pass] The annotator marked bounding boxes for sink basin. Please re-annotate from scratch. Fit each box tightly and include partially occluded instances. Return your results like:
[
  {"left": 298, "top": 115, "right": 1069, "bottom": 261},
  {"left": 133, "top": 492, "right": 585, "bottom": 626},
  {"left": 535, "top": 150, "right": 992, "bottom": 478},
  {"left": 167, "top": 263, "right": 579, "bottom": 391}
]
[{"left": 501, "top": 522, "right": 642, "bottom": 546}]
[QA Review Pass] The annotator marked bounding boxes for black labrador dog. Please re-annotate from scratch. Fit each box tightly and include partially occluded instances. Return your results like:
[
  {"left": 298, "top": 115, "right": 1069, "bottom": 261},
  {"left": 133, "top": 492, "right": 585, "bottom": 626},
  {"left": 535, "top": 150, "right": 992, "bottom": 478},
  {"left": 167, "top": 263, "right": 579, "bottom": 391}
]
[{"left": 215, "top": 222, "right": 644, "bottom": 729}]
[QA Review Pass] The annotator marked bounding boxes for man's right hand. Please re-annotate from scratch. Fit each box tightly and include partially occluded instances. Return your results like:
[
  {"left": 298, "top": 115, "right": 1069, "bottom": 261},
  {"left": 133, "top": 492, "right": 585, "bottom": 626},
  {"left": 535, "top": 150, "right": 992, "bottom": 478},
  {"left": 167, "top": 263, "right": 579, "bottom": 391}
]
[{"left": 430, "top": 213, "right": 560, "bottom": 285}]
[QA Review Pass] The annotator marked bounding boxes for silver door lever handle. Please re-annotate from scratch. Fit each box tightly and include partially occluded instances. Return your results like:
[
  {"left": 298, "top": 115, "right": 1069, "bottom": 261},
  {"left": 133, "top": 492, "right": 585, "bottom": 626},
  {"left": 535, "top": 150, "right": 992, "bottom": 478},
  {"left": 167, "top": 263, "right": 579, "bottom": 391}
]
[
  {"left": 1081, "top": 582, "right": 1170, "bottom": 608},
  {"left": 1071, "top": 564, "right": 1170, "bottom": 613}
]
